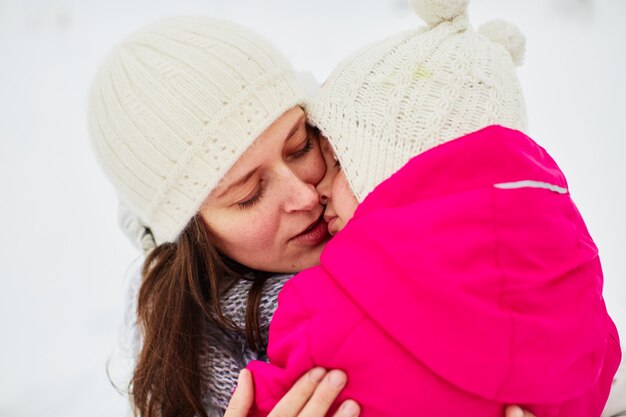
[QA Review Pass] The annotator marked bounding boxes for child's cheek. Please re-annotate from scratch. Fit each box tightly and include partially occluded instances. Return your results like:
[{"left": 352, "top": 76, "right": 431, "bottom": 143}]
[{"left": 332, "top": 171, "right": 359, "bottom": 225}]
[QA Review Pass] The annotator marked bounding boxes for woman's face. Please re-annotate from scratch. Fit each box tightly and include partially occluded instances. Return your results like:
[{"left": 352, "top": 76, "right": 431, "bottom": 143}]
[
  {"left": 316, "top": 136, "right": 359, "bottom": 236},
  {"left": 200, "top": 107, "right": 330, "bottom": 273}
]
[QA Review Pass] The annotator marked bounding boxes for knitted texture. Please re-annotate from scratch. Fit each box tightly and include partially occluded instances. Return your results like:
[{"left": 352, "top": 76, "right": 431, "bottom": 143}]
[
  {"left": 306, "top": 0, "right": 527, "bottom": 201},
  {"left": 200, "top": 275, "right": 291, "bottom": 415},
  {"left": 89, "top": 17, "right": 306, "bottom": 245},
  {"left": 117, "top": 269, "right": 290, "bottom": 417}
]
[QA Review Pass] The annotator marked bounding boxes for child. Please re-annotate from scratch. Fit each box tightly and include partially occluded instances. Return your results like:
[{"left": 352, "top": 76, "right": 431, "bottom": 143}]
[{"left": 246, "top": 0, "right": 621, "bottom": 416}]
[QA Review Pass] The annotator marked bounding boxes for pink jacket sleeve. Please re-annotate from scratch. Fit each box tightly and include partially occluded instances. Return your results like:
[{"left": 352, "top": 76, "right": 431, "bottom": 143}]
[{"left": 246, "top": 279, "right": 315, "bottom": 416}]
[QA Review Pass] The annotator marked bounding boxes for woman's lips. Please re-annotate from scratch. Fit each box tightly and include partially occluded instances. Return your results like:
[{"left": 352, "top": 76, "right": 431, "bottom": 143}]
[{"left": 290, "top": 215, "right": 329, "bottom": 245}]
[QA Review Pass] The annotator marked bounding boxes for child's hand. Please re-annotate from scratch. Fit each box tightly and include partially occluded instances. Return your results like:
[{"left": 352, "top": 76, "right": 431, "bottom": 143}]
[
  {"left": 505, "top": 405, "right": 536, "bottom": 417},
  {"left": 225, "top": 368, "right": 360, "bottom": 417}
]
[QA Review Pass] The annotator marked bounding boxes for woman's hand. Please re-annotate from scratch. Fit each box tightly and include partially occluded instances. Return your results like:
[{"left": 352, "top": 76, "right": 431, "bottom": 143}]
[
  {"left": 225, "top": 368, "right": 360, "bottom": 417},
  {"left": 225, "top": 369, "right": 531, "bottom": 417},
  {"left": 505, "top": 405, "right": 536, "bottom": 417}
]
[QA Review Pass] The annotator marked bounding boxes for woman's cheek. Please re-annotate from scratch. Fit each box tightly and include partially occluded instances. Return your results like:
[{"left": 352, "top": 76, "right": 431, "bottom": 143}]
[
  {"left": 230, "top": 205, "right": 282, "bottom": 251},
  {"left": 313, "top": 150, "right": 328, "bottom": 184},
  {"left": 295, "top": 144, "right": 327, "bottom": 185}
]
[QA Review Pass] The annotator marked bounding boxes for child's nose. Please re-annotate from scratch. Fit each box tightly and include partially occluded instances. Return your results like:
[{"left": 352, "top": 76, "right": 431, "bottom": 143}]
[{"left": 316, "top": 174, "right": 333, "bottom": 205}]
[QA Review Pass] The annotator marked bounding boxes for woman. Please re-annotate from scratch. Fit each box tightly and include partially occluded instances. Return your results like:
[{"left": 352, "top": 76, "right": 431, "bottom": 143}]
[
  {"left": 89, "top": 15, "right": 537, "bottom": 417},
  {"left": 89, "top": 16, "right": 367, "bottom": 417}
]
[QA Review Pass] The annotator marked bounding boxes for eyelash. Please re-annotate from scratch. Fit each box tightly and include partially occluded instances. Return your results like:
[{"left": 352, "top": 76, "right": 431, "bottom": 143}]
[
  {"left": 236, "top": 137, "right": 313, "bottom": 210},
  {"left": 290, "top": 136, "right": 314, "bottom": 159},
  {"left": 238, "top": 182, "right": 266, "bottom": 210}
]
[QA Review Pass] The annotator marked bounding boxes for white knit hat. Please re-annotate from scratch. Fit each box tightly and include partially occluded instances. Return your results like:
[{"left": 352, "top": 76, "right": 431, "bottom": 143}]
[
  {"left": 306, "top": 0, "right": 527, "bottom": 202},
  {"left": 89, "top": 17, "right": 306, "bottom": 248}
]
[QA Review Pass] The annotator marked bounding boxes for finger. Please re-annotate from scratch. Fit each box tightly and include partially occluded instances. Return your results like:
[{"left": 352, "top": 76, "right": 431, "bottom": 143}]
[
  {"left": 224, "top": 369, "right": 254, "bottom": 417},
  {"left": 268, "top": 367, "right": 327, "bottom": 417},
  {"left": 505, "top": 405, "right": 536, "bottom": 417},
  {"left": 298, "top": 370, "right": 347, "bottom": 417},
  {"left": 330, "top": 400, "right": 360, "bottom": 417}
]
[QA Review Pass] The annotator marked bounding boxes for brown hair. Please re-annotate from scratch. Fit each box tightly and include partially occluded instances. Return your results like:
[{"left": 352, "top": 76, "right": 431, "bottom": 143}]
[{"left": 130, "top": 216, "right": 270, "bottom": 417}]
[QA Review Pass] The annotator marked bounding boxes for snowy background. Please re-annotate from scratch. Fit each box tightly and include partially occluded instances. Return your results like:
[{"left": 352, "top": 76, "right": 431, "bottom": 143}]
[{"left": 1, "top": 0, "right": 624, "bottom": 416}]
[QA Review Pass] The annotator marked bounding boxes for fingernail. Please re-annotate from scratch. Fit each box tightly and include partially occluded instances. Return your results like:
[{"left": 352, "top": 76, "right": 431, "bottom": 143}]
[
  {"left": 329, "top": 370, "right": 346, "bottom": 387},
  {"left": 309, "top": 367, "right": 326, "bottom": 383},
  {"left": 341, "top": 401, "right": 359, "bottom": 417},
  {"left": 510, "top": 406, "right": 524, "bottom": 417},
  {"left": 235, "top": 369, "right": 247, "bottom": 387},
  {"left": 237, "top": 369, "right": 246, "bottom": 385}
]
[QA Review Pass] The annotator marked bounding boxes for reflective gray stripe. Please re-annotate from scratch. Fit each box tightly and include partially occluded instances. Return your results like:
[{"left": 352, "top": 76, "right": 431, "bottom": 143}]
[{"left": 493, "top": 180, "right": 568, "bottom": 194}]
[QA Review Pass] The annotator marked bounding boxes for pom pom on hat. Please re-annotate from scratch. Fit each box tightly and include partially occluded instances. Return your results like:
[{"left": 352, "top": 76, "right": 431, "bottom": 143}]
[
  {"left": 410, "top": 0, "right": 469, "bottom": 26},
  {"left": 478, "top": 19, "right": 526, "bottom": 66}
]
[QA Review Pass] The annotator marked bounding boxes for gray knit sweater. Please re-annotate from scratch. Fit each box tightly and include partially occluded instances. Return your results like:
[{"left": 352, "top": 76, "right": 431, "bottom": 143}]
[
  {"left": 118, "top": 264, "right": 291, "bottom": 417},
  {"left": 199, "top": 274, "right": 292, "bottom": 417}
]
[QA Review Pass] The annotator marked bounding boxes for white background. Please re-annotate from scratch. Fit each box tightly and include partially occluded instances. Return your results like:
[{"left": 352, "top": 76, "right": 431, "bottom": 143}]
[{"left": 1, "top": 0, "right": 624, "bottom": 416}]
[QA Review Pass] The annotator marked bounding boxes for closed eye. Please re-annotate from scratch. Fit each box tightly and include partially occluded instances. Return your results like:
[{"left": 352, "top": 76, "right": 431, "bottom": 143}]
[
  {"left": 237, "top": 181, "right": 266, "bottom": 210},
  {"left": 290, "top": 136, "right": 313, "bottom": 159}
]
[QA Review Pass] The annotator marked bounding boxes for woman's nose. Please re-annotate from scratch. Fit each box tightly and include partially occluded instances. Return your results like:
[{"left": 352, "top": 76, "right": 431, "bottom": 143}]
[{"left": 283, "top": 172, "right": 320, "bottom": 213}]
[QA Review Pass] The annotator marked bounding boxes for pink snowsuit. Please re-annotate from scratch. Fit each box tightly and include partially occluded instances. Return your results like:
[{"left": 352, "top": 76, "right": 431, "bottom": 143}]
[{"left": 247, "top": 125, "right": 621, "bottom": 417}]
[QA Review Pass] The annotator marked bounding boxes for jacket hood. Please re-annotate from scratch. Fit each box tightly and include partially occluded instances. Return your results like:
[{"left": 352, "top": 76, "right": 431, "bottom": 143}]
[{"left": 320, "top": 125, "right": 615, "bottom": 403}]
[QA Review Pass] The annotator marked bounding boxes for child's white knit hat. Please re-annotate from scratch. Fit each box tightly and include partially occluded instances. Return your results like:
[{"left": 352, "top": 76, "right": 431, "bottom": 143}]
[
  {"left": 89, "top": 17, "right": 305, "bottom": 248},
  {"left": 307, "top": 0, "right": 527, "bottom": 202}
]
